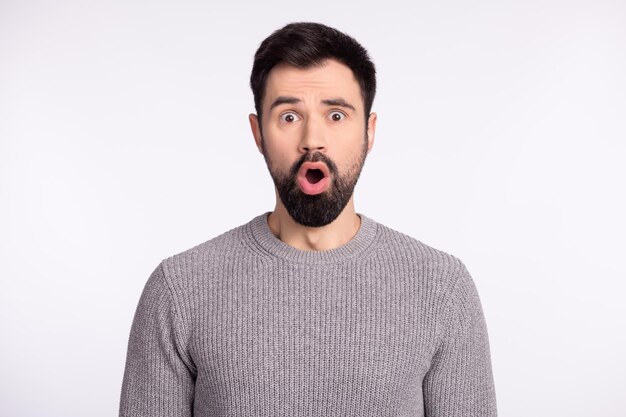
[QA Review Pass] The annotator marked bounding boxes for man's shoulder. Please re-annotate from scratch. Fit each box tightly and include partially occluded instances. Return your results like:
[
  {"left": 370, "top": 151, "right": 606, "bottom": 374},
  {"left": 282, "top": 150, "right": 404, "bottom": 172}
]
[
  {"left": 159, "top": 216, "right": 256, "bottom": 276},
  {"left": 372, "top": 218, "right": 468, "bottom": 277},
  {"left": 374, "top": 219, "right": 461, "bottom": 261}
]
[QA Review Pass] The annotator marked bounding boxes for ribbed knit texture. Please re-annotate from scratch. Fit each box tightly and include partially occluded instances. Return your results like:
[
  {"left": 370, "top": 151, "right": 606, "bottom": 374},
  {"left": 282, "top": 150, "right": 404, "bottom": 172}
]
[{"left": 119, "top": 213, "right": 497, "bottom": 417}]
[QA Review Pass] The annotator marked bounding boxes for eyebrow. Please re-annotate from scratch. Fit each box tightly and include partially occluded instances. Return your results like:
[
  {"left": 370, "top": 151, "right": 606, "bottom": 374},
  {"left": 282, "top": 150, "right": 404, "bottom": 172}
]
[
  {"left": 269, "top": 96, "right": 356, "bottom": 112},
  {"left": 321, "top": 98, "right": 356, "bottom": 111},
  {"left": 269, "top": 96, "right": 301, "bottom": 110}
]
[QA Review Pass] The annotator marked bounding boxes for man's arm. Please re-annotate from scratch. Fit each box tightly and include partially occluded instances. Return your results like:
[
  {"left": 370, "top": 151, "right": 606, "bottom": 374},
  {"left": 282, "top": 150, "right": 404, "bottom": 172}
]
[
  {"left": 119, "top": 263, "right": 196, "bottom": 417},
  {"left": 423, "top": 263, "right": 497, "bottom": 416}
]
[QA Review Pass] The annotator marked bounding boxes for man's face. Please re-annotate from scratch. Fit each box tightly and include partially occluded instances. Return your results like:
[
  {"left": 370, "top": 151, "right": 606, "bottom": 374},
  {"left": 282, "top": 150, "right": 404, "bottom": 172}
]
[{"left": 249, "top": 58, "right": 377, "bottom": 227}]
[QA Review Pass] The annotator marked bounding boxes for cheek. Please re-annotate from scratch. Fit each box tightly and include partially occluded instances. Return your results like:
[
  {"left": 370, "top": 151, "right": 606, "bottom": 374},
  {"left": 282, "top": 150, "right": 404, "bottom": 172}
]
[
  {"left": 262, "top": 138, "right": 297, "bottom": 172},
  {"left": 337, "top": 132, "right": 367, "bottom": 163},
  {"left": 269, "top": 147, "right": 294, "bottom": 167}
]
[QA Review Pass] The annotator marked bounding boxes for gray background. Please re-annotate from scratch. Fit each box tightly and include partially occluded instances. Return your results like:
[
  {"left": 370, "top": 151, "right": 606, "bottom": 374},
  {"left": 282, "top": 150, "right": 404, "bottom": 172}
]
[{"left": 1, "top": 0, "right": 625, "bottom": 416}]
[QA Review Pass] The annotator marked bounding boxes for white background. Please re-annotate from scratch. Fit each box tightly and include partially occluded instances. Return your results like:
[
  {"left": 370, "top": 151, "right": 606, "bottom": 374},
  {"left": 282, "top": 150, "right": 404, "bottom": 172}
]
[{"left": 1, "top": 0, "right": 625, "bottom": 416}]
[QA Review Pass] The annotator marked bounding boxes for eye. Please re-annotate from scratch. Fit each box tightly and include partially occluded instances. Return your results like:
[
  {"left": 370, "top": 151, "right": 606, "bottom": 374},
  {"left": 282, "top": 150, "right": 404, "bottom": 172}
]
[
  {"left": 280, "top": 112, "right": 301, "bottom": 123},
  {"left": 329, "top": 111, "right": 345, "bottom": 122}
]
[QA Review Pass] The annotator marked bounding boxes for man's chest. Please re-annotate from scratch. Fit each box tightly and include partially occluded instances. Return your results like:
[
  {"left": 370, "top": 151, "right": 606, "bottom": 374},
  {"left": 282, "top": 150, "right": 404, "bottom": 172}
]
[{"left": 184, "top": 267, "right": 438, "bottom": 415}]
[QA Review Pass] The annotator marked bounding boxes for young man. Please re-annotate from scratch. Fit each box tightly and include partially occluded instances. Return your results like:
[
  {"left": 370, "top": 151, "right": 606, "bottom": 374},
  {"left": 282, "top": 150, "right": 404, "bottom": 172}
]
[{"left": 119, "top": 22, "right": 497, "bottom": 417}]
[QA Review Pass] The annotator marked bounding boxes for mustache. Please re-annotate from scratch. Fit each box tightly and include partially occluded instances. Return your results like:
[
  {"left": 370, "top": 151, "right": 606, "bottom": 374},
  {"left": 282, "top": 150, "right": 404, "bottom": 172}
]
[{"left": 289, "top": 152, "right": 338, "bottom": 178}]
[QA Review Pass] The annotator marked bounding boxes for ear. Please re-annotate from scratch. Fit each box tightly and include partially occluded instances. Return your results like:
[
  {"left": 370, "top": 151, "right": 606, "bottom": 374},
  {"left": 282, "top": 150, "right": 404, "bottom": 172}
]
[
  {"left": 366, "top": 112, "right": 377, "bottom": 153},
  {"left": 248, "top": 113, "right": 263, "bottom": 154}
]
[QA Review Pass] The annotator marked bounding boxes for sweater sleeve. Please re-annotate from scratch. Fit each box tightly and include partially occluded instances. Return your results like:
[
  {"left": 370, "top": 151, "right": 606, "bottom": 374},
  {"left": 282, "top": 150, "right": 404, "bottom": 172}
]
[
  {"left": 119, "top": 263, "right": 196, "bottom": 417},
  {"left": 423, "top": 262, "right": 497, "bottom": 416}
]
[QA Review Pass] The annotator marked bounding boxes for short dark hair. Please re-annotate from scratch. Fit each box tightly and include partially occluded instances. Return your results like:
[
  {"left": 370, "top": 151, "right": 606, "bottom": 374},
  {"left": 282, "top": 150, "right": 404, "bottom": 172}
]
[{"left": 250, "top": 22, "right": 376, "bottom": 123}]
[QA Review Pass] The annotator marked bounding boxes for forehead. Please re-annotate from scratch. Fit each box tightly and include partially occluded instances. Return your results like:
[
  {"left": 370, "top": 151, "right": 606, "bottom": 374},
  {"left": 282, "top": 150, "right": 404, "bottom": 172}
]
[{"left": 263, "top": 59, "right": 363, "bottom": 112}]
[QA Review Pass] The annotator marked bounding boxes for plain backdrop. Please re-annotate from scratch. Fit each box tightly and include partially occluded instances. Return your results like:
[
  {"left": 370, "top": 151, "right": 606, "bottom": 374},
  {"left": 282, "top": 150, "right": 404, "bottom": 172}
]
[{"left": 1, "top": 0, "right": 625, "bottom": 416}]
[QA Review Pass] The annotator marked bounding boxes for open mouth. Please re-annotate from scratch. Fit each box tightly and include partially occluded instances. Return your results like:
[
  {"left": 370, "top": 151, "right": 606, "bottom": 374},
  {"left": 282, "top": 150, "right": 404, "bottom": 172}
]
[
  {"left": 297, "top": 162, "right": 331, "bottom": 195},
  {"left": 305, "top": 168, "right": 325, "bottom": 184}
]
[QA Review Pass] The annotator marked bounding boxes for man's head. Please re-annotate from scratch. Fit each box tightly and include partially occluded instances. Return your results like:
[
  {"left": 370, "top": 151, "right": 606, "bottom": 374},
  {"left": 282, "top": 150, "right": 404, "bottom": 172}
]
[
  {"left": 248, "top": 23, "right": 377, "bottom": 227},
  {"left": 250, "top": 22, "right": 377, "bottom": 126}
]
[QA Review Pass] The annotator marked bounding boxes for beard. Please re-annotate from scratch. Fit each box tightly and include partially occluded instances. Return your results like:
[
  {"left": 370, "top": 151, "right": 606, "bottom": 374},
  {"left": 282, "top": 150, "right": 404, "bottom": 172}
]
[{"left": 262, "top": 136, "right": 369, "bottom": 228}]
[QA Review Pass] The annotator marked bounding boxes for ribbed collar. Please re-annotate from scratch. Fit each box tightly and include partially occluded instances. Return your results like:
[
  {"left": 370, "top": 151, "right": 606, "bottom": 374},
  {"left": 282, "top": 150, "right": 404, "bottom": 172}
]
[{"left": 247, "top": 212, "right": 379, "bottom": 264}]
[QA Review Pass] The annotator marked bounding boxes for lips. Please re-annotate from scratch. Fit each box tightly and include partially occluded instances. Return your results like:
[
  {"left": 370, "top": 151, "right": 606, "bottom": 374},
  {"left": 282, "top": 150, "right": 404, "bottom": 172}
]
[{"left": 296, "top": 161, "right": 331, "bottom": 195}]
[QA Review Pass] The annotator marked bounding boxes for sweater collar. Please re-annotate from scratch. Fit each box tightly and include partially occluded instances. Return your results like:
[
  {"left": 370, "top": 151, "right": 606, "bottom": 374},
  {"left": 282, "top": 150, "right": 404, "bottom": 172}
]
[{"left": 247, "top": 212, "right": 378, "bottom": 264}]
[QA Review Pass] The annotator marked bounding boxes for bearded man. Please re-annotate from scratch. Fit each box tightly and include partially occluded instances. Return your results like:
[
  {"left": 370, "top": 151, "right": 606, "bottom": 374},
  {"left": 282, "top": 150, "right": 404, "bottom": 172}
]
[{"left": 119, "top": 22, "right": 497, "bottom": 417}]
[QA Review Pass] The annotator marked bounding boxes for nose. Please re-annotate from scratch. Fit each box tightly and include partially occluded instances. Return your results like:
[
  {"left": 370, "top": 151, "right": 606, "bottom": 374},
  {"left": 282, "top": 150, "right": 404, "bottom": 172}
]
[{"left": 298, "top": 117, "right": 327, "bottom": 154}]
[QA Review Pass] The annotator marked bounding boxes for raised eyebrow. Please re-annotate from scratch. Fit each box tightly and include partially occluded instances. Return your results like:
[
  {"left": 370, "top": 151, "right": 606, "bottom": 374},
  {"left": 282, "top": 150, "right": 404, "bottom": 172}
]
[
  {"left": 321, "top": 98, "right": 356, "bottom": 112},
  {"left": 269, "top": 96, "right": 301, "bottom": 111}
]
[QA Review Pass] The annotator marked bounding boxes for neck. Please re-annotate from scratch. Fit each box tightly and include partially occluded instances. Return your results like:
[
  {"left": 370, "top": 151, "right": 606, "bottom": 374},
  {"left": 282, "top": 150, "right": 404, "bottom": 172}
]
[{"left": 267, "top": 196, "right": 361, "bottom": 252}]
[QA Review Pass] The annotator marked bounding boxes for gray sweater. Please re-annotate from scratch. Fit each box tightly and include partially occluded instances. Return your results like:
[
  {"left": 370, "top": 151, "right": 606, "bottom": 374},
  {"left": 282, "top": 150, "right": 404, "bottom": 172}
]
[{"left": 119, "top": 213, "right": 497, "bottom": 416}]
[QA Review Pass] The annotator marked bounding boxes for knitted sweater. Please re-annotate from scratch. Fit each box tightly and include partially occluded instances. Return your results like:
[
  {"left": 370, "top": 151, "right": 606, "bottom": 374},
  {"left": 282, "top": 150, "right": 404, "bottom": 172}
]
[{"left": 119, "top": 213, "right": 497, "bottom": 416}]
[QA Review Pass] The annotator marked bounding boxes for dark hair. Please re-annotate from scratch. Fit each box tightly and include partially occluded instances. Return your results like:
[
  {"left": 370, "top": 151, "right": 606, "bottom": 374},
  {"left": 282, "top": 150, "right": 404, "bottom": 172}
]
[{"left": 250, "top": 22, "right": 376, "bottom": 123}]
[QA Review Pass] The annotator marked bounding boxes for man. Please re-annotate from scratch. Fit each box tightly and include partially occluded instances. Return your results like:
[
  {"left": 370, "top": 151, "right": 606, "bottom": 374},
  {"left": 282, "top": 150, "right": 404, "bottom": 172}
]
[{"left": 119, "top": 22, "right": 497, "bottom": 417}]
